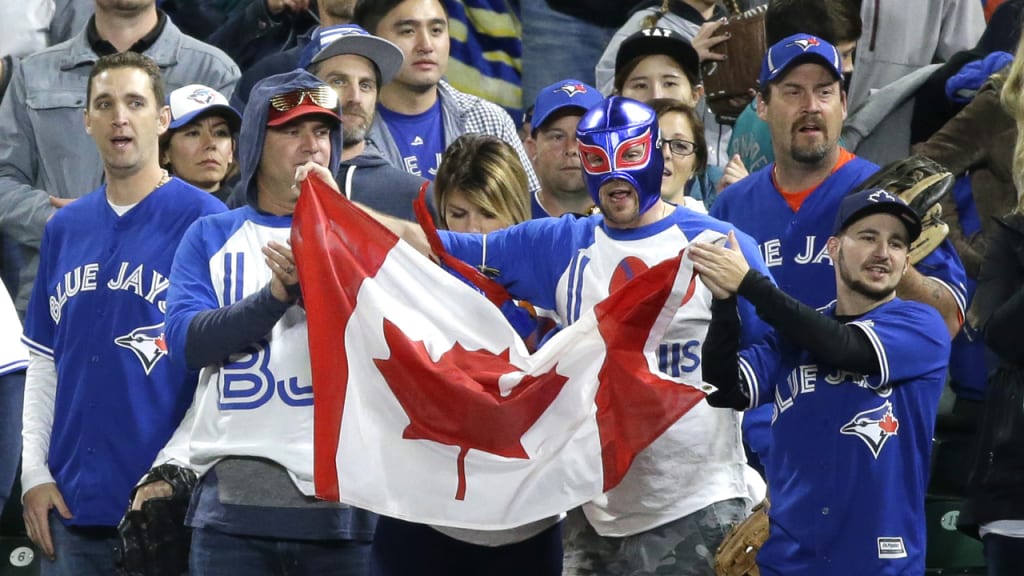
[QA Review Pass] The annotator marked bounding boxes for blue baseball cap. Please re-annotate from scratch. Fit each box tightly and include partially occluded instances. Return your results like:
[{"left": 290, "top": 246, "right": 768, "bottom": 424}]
[
  {"left": 307, "top": 24, "right": 404, "bottom": 86},
  {"left": 531, "top": 79, "right": 603, "bottom": 135},
  {"left": 167, "top": 84, "right": 242, "bottom": 132},
  {"left": 833, "top": 188, "right": 922, "bottom": 242},
  {"left": 759, "top": 34, "right": 843, "bottom": 89}
]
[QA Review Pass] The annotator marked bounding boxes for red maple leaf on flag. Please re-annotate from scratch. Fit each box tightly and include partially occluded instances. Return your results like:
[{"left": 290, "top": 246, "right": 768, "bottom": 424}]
[{"left": 374, "top": 319, "right": 568, "bottom": 500}]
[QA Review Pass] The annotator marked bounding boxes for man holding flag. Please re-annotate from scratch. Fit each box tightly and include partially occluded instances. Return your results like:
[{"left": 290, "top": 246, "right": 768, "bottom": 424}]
[{"left": 305, "top": 96, "right": 775, "bottom": 576}]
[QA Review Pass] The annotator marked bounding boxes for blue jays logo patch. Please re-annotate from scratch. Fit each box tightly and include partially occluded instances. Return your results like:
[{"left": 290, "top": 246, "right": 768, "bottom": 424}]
[
  {"left": 557, "top": 83, "right": 589, "bottom": 98},
  {"left": 868, "top": 190, "right": 898, "bottom": 203},
  {"left": 787, "top": 37, "right": 821, "bottom": 51},
  {"left": 840, "top": 400, "right": 900, "bottom": 458},
  {"left": 186, "top": 87, "right": 216, "bottom": 106},
  {"left": 115, "top": 322, "right": 168, "bottom": 375}
]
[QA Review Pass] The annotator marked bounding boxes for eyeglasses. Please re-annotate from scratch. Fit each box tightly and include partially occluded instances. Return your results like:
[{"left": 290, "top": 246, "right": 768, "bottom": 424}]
[
  {"left": 658, "top": 138, "right": 697, "bottom": 157},
  {"left": 269, "top": 86, "right": 339, "bottom": 112}
]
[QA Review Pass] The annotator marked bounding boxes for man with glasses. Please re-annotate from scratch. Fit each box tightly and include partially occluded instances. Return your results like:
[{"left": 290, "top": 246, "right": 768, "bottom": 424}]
[
  {"left": 340, "top": 95, "right": 774, "bottom": 576},
  {"left": 136, "top": 70, "right": 376, "bottom": 574},
  {"left": 525, "top": 79, "right": 603, "bottom": 219}
]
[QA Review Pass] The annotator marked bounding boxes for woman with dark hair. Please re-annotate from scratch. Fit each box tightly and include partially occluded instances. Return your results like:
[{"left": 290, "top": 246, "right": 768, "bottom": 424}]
[
  {"left": 160, "top": 84, "right": 242, "bottom": 203},
  {"left": 649, "top": 98, "right": 722, "bottom": 211}
]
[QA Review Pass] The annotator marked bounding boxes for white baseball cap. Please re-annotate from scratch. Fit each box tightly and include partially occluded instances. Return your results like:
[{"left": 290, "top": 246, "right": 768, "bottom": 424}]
[{"left": 167, "top": 84, "right": 242, "bottom": 132}]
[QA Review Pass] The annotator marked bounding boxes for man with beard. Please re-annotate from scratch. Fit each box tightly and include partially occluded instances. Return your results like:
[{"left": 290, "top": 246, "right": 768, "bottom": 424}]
[
  {"left": 307, "top": 24, "right": 427, "bottom": 220},
  {"left": 691, "top": 189, "right": 950, "bottom": 575},
  {"left": 710, "top": 35, "right": 965, "bottom": 474},
  {"left": 526, "top": 79, "right": 603, "bottom": 218},
  {"left": 321, "top": 95, "right": 774, "bottom": 575},
  {"left": 712, "top": 34, "right": 965, "bottom": 335}
]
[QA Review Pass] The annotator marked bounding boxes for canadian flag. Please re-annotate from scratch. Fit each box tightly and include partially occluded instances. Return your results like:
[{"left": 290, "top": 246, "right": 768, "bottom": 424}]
[{"left": 293, "top": 176, "right": 712, "bottom": 530}]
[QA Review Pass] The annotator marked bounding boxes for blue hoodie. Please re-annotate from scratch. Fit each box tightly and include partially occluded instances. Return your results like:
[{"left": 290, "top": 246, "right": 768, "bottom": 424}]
[{"left": 239, "top": 69, "right": 343, "bottom": 209}]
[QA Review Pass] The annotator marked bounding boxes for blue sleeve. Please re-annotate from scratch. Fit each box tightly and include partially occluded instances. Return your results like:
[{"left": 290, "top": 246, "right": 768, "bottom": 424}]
[
  {"left": 439, "top": 218, "right": 584, "bottom": 310},
  {"left": 916, "top": 239, "right": 968, "bottom": 319},
  {"left": 737, "top": 331, "right": 789, "bottom": 410},
  {"left": 847, "top": 302, "right": 951, "bottom": 390},
  {"left": 165, "top": 219, "right": 222, "bottom": 367},
  {"left": 734, "top": 229, "right": 774, "bottom": 347},
  {"left": 21, "top": 225, "right": 56, "bottom": 358}
]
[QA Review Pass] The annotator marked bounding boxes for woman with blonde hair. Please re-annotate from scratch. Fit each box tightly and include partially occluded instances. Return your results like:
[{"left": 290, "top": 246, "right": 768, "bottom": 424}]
[
  {"left": 434, "top": 133, "right": 530, "bottom": 233},
  {"left": 959, "top": 32, "right": 1024, "bottom": 575}
]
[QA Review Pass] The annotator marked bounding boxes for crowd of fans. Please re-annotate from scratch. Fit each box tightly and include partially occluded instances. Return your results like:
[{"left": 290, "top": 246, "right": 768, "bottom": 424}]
[{"left": 1, "top": 0, "right": 1023, "bottom": 575}]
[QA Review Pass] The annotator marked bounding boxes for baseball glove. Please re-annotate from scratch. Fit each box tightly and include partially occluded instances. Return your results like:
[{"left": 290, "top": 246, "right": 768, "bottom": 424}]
[
  {"left": 714, "top": 498, "right": 769, "bottom": 576},
  {"left": 701, "top": 5, "right": 767, "bottom": 124},
  {"left": 852, "top": 155, "right": 955, "bottom": 265},
  {"left": 115, "top": 464, "right": 198, "bottom": 576}
]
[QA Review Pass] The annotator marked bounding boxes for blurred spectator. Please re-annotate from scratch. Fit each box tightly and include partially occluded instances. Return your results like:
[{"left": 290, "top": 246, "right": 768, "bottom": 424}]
[
  {"left": 0, "top": 0, "right": 55, "bottom": 100},
  {"left": 0, "top": 0, "right": 239, "bottom": 314},
  {"left": 525, "top": 79, "right": 603, "bottom": 218},
  {"left": 0, "top": 277, "right": 28, "bottom": 521},
  {"left": 520, "top": 0, "right": 620, "bottom": 114},
  {"left": 200, "top": 0, "right": 319, "bottom": 71},
  {"left": 595, "top": 0, "right": 736, "bottom": 167},
  {"left": 847, "top": 0, "right": 984, "bottom": 114},
  {"left": 231, "top": 0, "right": 356, "bottom": 109},
  {"left": 353, "top": 0, "right": 538, "bottom": 191},
  {"left": 444, "top": 0, "right": 524, "bottom": 118},
  {"left": 161, "top": 84, "right": 243, "bottom": 203},
  {"left": 956, "top": 43, "right": 1024, "bottom": 572}
]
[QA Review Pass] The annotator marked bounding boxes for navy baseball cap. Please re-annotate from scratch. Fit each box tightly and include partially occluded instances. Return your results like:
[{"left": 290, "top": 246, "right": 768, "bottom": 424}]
[
  {"left": 759, "top": 34, "right": 842, "bottom": 88},
  {"left": 168, "top": 84, "right": 242, "bottom": 132},
  {"left": 833, "top": 188, "right": 922, "bottom": 242},
  {"left": 615, "top": 27, "right": 701, "bottom": 86},
  {"left": 531, "top": 79, "right": 603, "bottom": 135},
  {"left": 308, "top": 24, "right": 404, "bottom": 86}
]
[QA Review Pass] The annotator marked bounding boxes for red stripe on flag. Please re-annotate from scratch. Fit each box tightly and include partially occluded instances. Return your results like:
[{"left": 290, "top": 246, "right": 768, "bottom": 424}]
[{"left": 292, "top": 174, "right": 400, "bottom": 501}]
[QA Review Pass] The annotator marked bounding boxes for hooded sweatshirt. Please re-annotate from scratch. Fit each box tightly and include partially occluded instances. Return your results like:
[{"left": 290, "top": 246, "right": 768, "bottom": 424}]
[{"left": 163, "top": 69, "right": 376, "bottom": 541}]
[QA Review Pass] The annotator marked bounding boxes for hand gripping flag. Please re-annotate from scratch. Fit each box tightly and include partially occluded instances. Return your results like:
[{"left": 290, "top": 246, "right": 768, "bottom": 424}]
[{"left": 293, "top": 175, "right": 714, "bottom": 531}]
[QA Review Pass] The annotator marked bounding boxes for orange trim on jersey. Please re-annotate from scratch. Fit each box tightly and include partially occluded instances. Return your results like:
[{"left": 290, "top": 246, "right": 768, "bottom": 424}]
[{"left": 773, "top": 148, "right": 856, "bottom": 213}]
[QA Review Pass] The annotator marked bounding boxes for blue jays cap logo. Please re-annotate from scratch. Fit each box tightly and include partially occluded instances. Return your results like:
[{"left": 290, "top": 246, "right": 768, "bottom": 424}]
[
  {"left": 840, "top": 400, "right": 900, "bottom": 458},
  {"left": 788, "top": 36, "right": 821, "bottom": 51},
  {"left": 115, "top": 322, "right": 168, "bottom": 376},
  {"left": 557, "top": 83, "right": 589, "bottom": 98},
  {"left": 186, "top": 87, "right": 216, "bottom": 106}
]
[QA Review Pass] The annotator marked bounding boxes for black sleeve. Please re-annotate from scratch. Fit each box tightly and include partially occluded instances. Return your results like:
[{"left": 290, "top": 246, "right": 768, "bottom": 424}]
[
  {"left": 184, "top": 284, "right": 291, "bottom": 369},
  {"left": 737, "top": 270, "right": 880, "bottom": 373},
  {"left": 702, "top": 296, "right": 752, "bottom": 410}
]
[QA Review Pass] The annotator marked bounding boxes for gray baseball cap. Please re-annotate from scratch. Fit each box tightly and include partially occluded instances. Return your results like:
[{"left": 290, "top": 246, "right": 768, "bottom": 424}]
[{"left": 308, "top": 24, "right": 404, "bottom": 86}]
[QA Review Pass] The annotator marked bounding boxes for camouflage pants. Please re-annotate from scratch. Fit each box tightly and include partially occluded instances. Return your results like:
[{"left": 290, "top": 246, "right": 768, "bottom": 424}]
[{"left": 562, "top": 498, "right": 747, "bottom": 576}]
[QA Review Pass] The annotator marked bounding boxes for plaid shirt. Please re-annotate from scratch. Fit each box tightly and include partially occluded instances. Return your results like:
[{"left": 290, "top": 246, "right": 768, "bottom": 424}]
[{"left": 368, "top": 80, "right": 540, "bottom": 193}]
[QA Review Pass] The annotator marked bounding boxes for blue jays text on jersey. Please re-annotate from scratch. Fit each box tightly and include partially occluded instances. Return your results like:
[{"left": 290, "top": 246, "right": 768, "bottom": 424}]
[
  {"left": 163, "top": 207, "right": 320, "bottom": 494},
  {"left": 712, "top": 156, "right": 968, "bottom": 313},
  {"left": 738, "top": 299, "right": 950, "bottom": 575},
  {"left": 20, "top": 179, "right": 225, "bottom": 527}
]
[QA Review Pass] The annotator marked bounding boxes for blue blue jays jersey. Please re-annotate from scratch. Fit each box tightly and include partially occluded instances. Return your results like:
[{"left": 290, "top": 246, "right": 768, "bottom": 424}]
[
  {"left": 441, "top": 206, "right": 774, "bottom": 535},
  {"left": 21, "top": 179, "right": 225, "bottom": 526},
  {"left": 712, "top": 157, "right": 968, "bottom": 313},
  {"left": 739, "top": 299, "right": 950, "bottom": 575}
]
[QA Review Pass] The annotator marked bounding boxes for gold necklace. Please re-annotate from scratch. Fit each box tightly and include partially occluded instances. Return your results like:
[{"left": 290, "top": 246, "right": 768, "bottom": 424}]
[{"left": 153, "top": 169, "right": 171, "bottom": 192}]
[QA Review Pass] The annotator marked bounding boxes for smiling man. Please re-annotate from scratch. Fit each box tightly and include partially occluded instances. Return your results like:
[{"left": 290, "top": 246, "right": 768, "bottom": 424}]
[
  {"left": 342, "top": 95, "right": 775, "bottom": 575},
  {"left": 19, "top": 52, "right": 225, "bottom": 575},
  {"left": 692, "top": 189, "right": 950, "bottom": 575}
]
